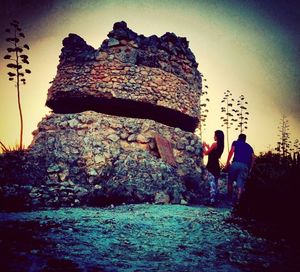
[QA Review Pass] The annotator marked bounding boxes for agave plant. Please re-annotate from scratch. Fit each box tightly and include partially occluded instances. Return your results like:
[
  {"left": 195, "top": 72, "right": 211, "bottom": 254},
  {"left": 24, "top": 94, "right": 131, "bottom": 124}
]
[
  {"left": 198, "top": 74, "right": 210, "bottom": 140},
  {"left": 220, "top": 90, "right": 235, "bottom": 153},
  {"left": 235, "top": 94, "right": 249, "bottom": 134},
  {"left": 3, "top": 19, "right": 31, "bottom": 149},
  {"left": 276, "top": 114, "right": 291, "bottom": 159}
]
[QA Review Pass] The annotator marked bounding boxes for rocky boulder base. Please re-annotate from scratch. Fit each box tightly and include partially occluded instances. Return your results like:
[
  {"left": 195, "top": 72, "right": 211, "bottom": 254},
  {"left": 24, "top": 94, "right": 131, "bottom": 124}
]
[{"left": 0, "top": 112, "right": 207, "bottom": 211}]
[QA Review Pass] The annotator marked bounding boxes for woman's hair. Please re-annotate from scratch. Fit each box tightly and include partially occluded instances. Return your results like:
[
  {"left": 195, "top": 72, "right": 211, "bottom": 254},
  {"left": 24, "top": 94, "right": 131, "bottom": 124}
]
[{"left": 214, "top": 130, "right": 224, "bottom": 158}]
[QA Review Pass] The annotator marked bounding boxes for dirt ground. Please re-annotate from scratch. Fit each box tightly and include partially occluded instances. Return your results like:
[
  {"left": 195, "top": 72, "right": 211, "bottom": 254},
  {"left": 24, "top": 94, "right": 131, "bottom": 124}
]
[{"left": 0, "top": 204, "right": 299, "bottom": 272}]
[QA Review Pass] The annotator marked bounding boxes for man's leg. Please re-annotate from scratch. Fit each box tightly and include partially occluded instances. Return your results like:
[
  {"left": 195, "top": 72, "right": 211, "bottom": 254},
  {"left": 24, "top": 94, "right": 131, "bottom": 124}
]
[
  {"left": 237, "top": 187, "right": 244, "bottom": 203},
  {"left": 236, "top": 164, "right": 249, "bottom": 205},
  {"left": 227, "top": 181, "right": 233, "bottom": 199},
  {"left": 227, "top": 163, "right": 237, "bottom": 201}
]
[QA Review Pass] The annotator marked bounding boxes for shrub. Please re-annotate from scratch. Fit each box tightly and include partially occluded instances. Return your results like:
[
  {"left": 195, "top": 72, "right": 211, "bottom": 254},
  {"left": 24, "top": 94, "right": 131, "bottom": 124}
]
[{"left": 237, "top": 152, "right": 300, "bottom": 240}]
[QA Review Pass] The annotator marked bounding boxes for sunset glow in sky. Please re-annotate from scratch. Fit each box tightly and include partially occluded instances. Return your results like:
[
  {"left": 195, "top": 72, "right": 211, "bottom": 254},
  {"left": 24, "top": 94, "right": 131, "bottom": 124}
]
[{"left": 0, "top": 0, "right": 299, "bottom": 159}]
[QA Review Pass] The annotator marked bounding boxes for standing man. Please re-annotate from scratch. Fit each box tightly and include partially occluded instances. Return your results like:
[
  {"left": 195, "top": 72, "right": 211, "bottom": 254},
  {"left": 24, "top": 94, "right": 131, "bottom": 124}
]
[{"left": 225, "top": 134, "right": 255, "bottom": 205}]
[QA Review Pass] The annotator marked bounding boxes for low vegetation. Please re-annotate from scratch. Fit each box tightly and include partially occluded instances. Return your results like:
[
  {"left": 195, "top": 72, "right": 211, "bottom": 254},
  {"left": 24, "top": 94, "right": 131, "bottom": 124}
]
[{"left": 237, "top": 151, "right": 300, "bottom": 241}]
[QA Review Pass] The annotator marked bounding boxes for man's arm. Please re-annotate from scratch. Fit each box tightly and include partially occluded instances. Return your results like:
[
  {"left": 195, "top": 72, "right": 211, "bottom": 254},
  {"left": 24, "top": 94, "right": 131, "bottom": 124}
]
[{"left": 225, "top": 145, "right": 235, "bottom": 167}]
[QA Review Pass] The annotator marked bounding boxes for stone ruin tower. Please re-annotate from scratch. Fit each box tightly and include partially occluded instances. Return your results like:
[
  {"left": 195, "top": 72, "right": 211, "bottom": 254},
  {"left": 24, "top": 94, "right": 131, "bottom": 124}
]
[{"left": 24, "top": 22, "right": 204, "bottom": 207}]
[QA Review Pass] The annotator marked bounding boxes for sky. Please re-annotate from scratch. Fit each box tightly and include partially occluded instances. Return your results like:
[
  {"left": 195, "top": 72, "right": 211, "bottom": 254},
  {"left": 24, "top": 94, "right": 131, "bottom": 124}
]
[{"left": 0, "top": 0, "right": 299, "bottom": 159}]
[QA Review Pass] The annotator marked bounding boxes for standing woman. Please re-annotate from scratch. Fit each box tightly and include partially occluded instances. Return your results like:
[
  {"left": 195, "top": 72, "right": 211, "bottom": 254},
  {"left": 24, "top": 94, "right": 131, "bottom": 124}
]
[{"left": 202, "top": 130, "right": 224, "bottom": 205}]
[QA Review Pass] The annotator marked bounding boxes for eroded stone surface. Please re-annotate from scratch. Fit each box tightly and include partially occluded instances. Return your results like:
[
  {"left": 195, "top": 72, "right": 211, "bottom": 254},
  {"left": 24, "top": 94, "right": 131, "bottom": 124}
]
[
  {"left": 46, "top": 21, "right": 202, "bottom": 130},
  {"left": 0, "top": 112, "right": 204, "bottom": 209}
]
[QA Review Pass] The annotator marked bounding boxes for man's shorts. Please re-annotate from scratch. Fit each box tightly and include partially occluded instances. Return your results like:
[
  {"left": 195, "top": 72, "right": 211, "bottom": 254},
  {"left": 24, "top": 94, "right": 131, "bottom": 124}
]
[{"left": 228, "top": 161, "right": 249, "bottom": 189}]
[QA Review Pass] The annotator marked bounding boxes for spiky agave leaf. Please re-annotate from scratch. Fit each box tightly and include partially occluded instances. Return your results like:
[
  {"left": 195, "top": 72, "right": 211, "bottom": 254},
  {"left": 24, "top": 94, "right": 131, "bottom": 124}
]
[
  {"left": 8, "top": 72, "right": 16, "bottom": 77},
  {"left": 10, "top": 23, "right": 18, "bottom": 27},
  {"left": 22, "top": 59, "right": 29, "bottom": 64},
  {"left": 7, "top": 63, "right": 17, "bottom": 68},
  {"left": 15, "top": 47, "right": 23, "bottom": 53}
]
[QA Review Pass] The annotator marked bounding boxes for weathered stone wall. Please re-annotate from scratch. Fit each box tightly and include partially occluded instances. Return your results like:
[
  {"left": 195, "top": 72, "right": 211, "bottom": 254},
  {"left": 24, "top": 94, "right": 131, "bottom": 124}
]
[
  {"left": 105, "top": 21, "right": 200, "bottom": 86},
  {"left": 47, "top": 59, "right": 198, "bottom": 118},
  {"left": 30, "top": 111, "right": 202, "bottom": 179},
  {"left": 46, "top": 21, "right": 202, "bottom": 131}
]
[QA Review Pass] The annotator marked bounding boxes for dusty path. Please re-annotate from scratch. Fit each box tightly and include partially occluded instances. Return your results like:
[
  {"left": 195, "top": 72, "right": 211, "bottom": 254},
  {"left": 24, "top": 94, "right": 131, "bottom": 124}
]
[{"left": 0, "top": 204, "right": 299, "bottom": 272}]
